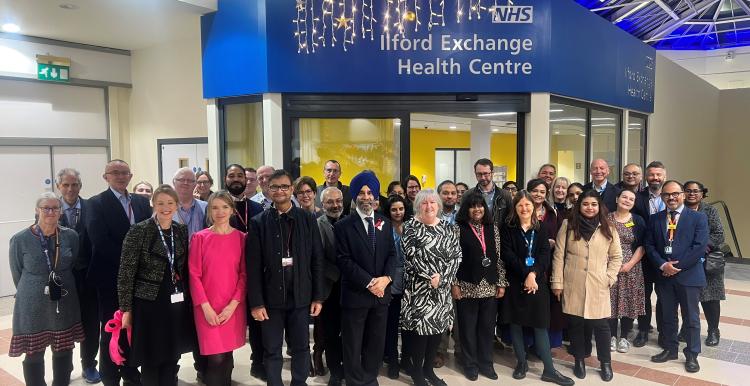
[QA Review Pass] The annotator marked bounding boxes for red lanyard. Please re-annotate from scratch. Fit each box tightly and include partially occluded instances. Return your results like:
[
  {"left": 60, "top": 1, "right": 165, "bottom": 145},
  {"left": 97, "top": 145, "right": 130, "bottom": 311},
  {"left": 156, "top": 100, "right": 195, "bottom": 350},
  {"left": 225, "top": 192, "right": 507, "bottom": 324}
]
[
  {"left": 667, "top": 213, "right": 678, "bottom": 243},
  {"left": 469, "top": 224, "right": 487, "bottom": 257},
  {"left": 233, "top": 200, "right": 249, "bottom": 229}
]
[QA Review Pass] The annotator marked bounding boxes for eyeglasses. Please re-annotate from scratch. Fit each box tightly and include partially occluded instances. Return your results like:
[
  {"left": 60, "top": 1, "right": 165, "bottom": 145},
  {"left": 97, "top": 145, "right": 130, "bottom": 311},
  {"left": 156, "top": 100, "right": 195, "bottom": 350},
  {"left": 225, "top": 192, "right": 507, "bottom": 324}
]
[
  {"left": 174, "top": 178, "right": 196, "bottom": 184},
  {"left": 196, "top": 181, "right": 212, "bottom": 185},
  {"left": 623, "top": 172, "right": 641, "bottom": 177},
  {"left": 297, "top": 189, "right": 314, "bottom": 196},
  {"left": 269, "top": 184, "right": 292, "bottom": 192},
  {"left": 685, "top": 189, "right": 703, "bottom": 195},
  {"left": 661, "top": 192, "right": 683, "bottom": 199},
  {"left": 39, "top": 207, "right": 61, "bottom": 214},
  {"left": 504, "top": 186, "right": 518, "bottom": 192},
  {"left": 106, "top": 171, "right": 132, "bottom": 177}
]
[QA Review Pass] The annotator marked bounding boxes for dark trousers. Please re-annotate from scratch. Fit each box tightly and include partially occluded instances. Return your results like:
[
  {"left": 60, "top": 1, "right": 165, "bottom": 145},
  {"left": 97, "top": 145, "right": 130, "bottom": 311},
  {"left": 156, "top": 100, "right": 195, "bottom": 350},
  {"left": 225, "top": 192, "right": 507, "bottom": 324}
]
[
  {"left": 509, "top": 324, "right": 555, "bottom": 372},
  {"left": 74, "top": 269, "right": 99, "bottom": 369},
  {"left": 321, "top": 281, "right": 344, "bottom": 379},
  {"left": 248, "top": 313, "right": 265, "bottom": 367},
  {"left": 341, "top": 305, "right": 388, "bottom": 386},
  {"left": 702, "top": 300, "right": 721, "bottom": 331},
  {"left": 205, "top": 352, "right": 233, "bottom": 386},
  {"left": 402, "top": 331, "right": 441, "bottom": 384},
  {"left": 456, "top": 297, "right": 496, "bottom": 372},
  {"left": 608, "top": 317, "right": 634, "bottom": 339},
  {"left": 97, "top": 289, "right": 141, "bottom": 386},
  {"left": 312, "top": 315, "right": 325, "bottom": 353},
  {"left": 638, "top": 275, "right": 663, "bottom": 334},
  {"left": 23, "top": 349, "right": 73, "bottom": 386},
  {"left": 656, "top": 281, "right": 702, "bottom": 354},
  {"left": 262, "top": 305, "right": 311, "bottom": 386},
  {"left": 567, "top": 315, "right": 611, "bottom": 363},
  {"left": 141, "top": 362, "right": 178, "bottom": 386},
  {"left": 384, "top": 294, "right": 403, "bottom": 365}
]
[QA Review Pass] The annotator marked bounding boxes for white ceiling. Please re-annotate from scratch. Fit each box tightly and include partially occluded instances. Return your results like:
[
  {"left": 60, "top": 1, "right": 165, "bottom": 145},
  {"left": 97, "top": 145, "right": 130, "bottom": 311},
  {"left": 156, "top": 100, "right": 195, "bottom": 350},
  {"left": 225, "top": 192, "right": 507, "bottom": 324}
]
[
  {"left": 660, "top": 46, "right": 750, "bottom": 89},
  {"left": 0, "top": 0, "right": 216, "bottom": 50}
]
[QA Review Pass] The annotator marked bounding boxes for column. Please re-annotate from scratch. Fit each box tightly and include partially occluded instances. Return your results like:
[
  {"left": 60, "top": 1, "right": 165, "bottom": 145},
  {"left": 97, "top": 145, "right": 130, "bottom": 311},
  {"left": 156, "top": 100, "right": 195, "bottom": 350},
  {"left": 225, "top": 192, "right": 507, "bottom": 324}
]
[
  {"left": 470, "top": 119, "right": 492, "bottom": 163},
  {"left": 524, "top": 92, "right": 551, "bottom": 181},
  {"left": 262, "top": 93, "right": 284, "bottom": 168}
]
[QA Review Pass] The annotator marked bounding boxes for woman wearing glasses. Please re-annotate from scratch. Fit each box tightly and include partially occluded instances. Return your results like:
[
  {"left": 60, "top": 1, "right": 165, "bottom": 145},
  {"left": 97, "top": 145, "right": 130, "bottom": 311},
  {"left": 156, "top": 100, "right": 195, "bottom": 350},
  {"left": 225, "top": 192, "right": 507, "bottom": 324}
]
[
  {"left": 502, "top": 181, "right": 519, "bottom": 197},
  {"left": 452, "top": 192, "right": 508, "bottom": 381},
  {"left": 194, "top": 171, "right": 215, "bottom": 201},
  {"left": 294, "top": 176, "right": 323, "bottom": 218},
  {"left": 9, "top": 192, "right": 84, "bottom": 386}
]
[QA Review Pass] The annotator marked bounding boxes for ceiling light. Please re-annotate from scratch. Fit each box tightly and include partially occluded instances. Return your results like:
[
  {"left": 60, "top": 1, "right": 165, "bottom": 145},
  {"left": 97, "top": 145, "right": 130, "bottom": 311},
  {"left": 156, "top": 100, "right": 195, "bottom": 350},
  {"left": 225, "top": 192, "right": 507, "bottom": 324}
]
[
  {"left": 591, "top": 117, "right": 615, "bottom": 121},
  {"left": 550, "top": 118, "right": 586, "bottom": 122},
  {"left": 477, "top": 112, "right": 515, "bottom": 117},
  {"left": 59, "top": 4, "right": 79, "bottom": 10},
  {"left": 1, "top": 23, "right": 20, "bottom": 33},
  {"left": 578, "top": 133, "right": 586, "bottom": 137},
  {"left": 449, "top": 125, "right": 457, "bottom": 129},
  {"left": 554, "top": 131, "right": 560, "bottom": 134},
  {"left": 492, "top": 128, "right": 499, "bottom": 132},
  {"left": 549, "top": 109, "right": 563, "bottom": 112}
]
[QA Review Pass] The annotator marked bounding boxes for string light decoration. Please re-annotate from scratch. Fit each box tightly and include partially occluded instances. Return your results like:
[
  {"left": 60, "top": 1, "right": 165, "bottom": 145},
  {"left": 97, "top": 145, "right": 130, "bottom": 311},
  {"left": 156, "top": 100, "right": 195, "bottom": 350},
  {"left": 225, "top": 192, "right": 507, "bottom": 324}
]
[
  {"left": 428, "top": 0, "right": 445, "bottom": 31},
  {"left": 395, "top": 0, "right": 407, "bottom": 36},
  {"left": 294, "top": 0, "right": 309, "bottom": 53},
  {"left": 383, "top": 0, "right": 394, "bottom": 35},
  {"left": 361, "top": 0, "right": 376, "bottom": 40},
  {"left": 457, "top": 0, "right": 463, "bottom": 23},
  {"left": 310, "top": 0, "right": 319, "bottom": 52},
  {"left": 469, "top": 0, "right": 485, "bottom": 20},
  {"left": 413, "top": 0, "right": 421, "bottom": 32}
]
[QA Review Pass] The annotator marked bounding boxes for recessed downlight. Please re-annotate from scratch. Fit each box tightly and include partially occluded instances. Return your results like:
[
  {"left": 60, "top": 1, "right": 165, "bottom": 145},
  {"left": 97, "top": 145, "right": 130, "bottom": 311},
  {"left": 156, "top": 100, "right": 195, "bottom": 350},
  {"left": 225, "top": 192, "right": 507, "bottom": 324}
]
[
  {"left": 1, "top": 23, "right": 20, "bottom": 33},
  {"left": 59, "top": 4, "right": 79, "bottom": 10}
]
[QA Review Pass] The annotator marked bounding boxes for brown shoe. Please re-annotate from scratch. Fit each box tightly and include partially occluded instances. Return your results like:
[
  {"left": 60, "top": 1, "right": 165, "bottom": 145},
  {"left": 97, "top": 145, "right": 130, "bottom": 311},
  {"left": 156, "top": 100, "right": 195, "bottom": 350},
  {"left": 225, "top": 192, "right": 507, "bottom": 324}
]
[{"left": 433, "top": 353, "right": 445, "bottom": 368}]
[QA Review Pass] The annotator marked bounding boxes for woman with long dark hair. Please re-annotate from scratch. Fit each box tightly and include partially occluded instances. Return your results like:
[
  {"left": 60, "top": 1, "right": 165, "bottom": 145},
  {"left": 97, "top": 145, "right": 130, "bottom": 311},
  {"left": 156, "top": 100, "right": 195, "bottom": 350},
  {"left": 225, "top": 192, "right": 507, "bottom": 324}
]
[{"left": 551, "top": 189, "right": 622, "bottom": 382}]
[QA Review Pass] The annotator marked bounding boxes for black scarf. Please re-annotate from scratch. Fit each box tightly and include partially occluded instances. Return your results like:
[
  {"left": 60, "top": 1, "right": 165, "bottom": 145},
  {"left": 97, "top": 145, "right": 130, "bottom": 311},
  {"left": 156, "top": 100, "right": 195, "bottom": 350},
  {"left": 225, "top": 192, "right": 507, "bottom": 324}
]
[{"left": 580, "top": 217, "right": 599, "bottom": 241}]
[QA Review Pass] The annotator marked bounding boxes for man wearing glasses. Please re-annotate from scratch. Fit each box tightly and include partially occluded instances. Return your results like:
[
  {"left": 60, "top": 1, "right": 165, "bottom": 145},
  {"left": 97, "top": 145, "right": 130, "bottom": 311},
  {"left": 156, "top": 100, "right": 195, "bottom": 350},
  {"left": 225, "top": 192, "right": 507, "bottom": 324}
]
[
  {"left": 464, "top": 158, "right": 512, "bottom": 226},
  {"left": 172, "top": 167, "right": 208, "bottom": 238},
  {"left": 645, "top": 180, "right": 708, "bottom": 373},
  {"left": 246, "top": 169, "right": 325, "bottom": 386},
  {"left": 86, "top": 159, "right": 151, "bottom": 386},
  {"left": 616, "top": 163, "right": 643, "bottom": 193},
  {"left": 315, "top": 160, "right": 352, "bottom": 215},
  {"left": 56, "top": 168, "right": 100, "bottom": 383}
]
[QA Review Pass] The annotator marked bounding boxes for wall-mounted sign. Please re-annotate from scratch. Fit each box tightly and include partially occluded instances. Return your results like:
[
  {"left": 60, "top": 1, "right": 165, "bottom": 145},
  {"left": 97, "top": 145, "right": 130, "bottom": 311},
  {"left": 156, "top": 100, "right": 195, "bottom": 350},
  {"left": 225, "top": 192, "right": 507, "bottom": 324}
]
[{"left": 36, "top": 55, "right": 70, "bottom": 82}]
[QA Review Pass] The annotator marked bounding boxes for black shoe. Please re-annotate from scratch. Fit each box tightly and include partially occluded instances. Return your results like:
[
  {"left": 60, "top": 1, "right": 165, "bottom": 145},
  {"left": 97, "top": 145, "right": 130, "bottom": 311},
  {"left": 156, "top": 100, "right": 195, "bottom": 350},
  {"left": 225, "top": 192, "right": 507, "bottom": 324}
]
[
  {"left": 600, "top": 362, "right": 613, "bottom": 382},
  {"left": 250, "top": 363, "right": 267, "bottom": 381},
  {"left": 479, "top": 368, "right": 498, "bottom": 380},
  {"left": 541, "top": 369, "right": 575, "bottom": 386},
  {"left": 705, "top": 329, "right": 720, "bottom": 347},
  {"left": 512, "top": 361, "right": 528, "bottom": 380},
  {"left": 400, "top": 358, "right": 413, "bottom": 376},
  {"left": 633, "top": 331, "right": 648, "bottom": 348},
  {"left": 685, "top": 352, "right": 700, "bottom": 373},
  {"left": 651, "top": 350, "right": 678, "bottom": 363},
  {"left": 464, "top": 367, "right": 478, "bottom": 381},
  {"left": 425, "top": 372, "right": 448, "bottom": 386},
  {"left": 327, "top": 376, "right": 342, "bottom": 386},
  {"left": 573, "top": 359, "right": 586, "bottom": 379},
  {"left": 387, "top": 362, "right": 400, "bottom": 379},
  {"left": 196, "top": 370, "right": 204, "bottom": 384}
]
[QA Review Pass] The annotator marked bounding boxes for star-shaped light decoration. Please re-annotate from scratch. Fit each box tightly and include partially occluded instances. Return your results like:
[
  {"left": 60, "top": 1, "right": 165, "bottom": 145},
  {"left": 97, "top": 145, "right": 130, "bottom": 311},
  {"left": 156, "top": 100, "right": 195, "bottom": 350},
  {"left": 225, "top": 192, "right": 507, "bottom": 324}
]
[
  {"left": 335, "top": 15, "right": 351, "bottom": 29},
  {"left": 296, "top": 0, "right": 305, "bottom": 11}
]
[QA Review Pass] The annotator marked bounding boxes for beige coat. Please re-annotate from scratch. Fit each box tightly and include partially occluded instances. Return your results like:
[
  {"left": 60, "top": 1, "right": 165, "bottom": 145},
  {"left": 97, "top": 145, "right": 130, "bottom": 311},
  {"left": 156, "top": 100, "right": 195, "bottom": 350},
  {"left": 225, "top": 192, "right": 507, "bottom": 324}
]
[{"left": 550, "top": 219, "right": 623, "bottom": 319}]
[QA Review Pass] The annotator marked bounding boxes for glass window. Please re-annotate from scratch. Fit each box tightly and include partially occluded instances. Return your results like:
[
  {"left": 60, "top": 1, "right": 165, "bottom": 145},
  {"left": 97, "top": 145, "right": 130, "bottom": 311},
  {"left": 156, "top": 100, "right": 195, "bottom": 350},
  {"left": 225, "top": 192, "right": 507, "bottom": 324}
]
[
  {"left": 292, "top": 118, "right": 401, "bottom": 194},
  {"left": 550, "top": 103, "right": 586, "bottom": 183},
  {"left": 590, "top": 109, "right": 621, "bottom": 183},
  {"left": 628, "top": 114, "right": 646, "bottom": 167},
  {"left": 224, "top": 101, "right": 264, "bottom": 169}
]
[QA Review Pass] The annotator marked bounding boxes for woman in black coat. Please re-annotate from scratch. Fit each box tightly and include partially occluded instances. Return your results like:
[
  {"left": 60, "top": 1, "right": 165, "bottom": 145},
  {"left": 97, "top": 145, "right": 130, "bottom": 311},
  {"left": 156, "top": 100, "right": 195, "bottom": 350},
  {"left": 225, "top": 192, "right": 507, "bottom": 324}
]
[{"left": 501, "top": 190, "right": 573, "bottom": 386}]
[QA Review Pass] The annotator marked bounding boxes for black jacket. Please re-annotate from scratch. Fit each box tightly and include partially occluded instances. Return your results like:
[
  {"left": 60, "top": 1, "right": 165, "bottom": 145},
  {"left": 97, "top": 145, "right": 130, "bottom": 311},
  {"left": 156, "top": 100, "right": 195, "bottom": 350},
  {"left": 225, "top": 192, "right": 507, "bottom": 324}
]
[
  {"left": 464, "top": 183, "right": 513, "bottom": 227},
  {"left": 632, "top": 188, "right": 652, "bottom": 222},
  {"left": 230, "top": 198, "right": 264, "bottom": 233},
  {"left": 317, "top": 215, "right": 341, "bottom": 300},
  {"left": 86, "top": 189, "right": 151, "bottom": 291},
  {"left": 334, "top": 211, "right": 396, "bottom": 308},
  {"left": 583, "top": 181, "right": 621, "bottom": 214},
  {"left": 246, "top": 206, "right": 325, "bottom": 309},
  {"left": 58, "top": 197, "right": 92, "bottom": 273}
]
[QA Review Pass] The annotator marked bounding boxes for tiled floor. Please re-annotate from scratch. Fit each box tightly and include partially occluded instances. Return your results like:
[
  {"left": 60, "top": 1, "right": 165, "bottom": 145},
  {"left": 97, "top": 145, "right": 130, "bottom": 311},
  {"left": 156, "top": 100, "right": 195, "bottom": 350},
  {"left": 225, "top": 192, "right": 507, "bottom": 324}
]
[{"left": 2, "top": 263, "right": 750, "bottom": 386}]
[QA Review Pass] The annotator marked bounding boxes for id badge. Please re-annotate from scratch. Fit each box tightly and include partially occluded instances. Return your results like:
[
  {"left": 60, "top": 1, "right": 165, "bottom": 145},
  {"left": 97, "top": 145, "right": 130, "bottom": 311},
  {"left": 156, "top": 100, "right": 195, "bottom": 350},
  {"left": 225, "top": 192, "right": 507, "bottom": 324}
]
[
  {"left": 171, "top": 292, "right": 184, "bottom": 303},
  {"left": 282, "top": 257, "right": 293, "bottom": 267},
  {"left": 624, "top": 221, "right": 635, "bottom": 228},
  {"left": 525, "top": 256, "right": 535, "bottom": 267},
  {"left": 665, "top": 246, "right": 672, "bottom": 255},
  {"left": 44, "top": 286, "right": 49, "bottom": 295}
]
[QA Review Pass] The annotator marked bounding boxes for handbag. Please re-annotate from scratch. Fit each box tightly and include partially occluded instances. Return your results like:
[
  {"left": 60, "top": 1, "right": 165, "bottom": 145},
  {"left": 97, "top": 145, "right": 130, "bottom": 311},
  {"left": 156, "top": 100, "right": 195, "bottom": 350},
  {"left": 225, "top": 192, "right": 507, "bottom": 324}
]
[{"left": 704, "top": 250, "right": 725, "bottom": 275}]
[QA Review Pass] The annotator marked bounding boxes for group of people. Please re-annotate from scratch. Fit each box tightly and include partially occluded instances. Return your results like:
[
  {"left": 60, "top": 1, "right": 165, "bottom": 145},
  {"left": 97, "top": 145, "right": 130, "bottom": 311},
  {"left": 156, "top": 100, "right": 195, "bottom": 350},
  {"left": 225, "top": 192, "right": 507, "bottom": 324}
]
[{"left": 8, "top": 156, "right": 725, "bottom": 386}]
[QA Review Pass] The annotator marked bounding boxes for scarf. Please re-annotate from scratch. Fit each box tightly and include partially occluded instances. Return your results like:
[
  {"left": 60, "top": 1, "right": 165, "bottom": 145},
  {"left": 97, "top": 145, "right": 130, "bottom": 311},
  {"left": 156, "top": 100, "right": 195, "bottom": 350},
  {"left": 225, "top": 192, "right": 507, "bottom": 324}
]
[{"left": 580, "top": 217, "right": 599, "bottom": 241}]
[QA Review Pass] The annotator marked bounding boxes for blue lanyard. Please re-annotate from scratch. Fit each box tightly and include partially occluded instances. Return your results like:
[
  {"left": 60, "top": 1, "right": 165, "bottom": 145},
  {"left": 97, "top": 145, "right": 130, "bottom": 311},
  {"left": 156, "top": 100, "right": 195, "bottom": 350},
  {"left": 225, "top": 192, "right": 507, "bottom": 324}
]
[
  {"left": 33, "top": 225, "right": 58, "bottom": 273},
  {"left": 522, "top": 229, "right": 535, "bottom": 258},
  {"left": 154, "top": 219, "right": 177, "bottom": 287}
]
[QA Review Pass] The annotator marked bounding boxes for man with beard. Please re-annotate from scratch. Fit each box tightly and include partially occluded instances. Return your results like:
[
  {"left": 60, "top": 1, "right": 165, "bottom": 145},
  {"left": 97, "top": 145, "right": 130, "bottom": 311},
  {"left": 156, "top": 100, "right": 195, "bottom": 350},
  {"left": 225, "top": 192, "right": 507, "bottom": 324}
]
[
  {"left": 247, "top": 169, "right": 325, "bottom": 386},
  {"left": 633, "top": 161, "right": 668, "bottom": 348},
  {"left": 435, "top": 180, "right": 461, "bottom": 367},
  {"left": 317, "top": 187, "right": 345, "bottom": 385},
  {"left": 334, "top": 171, "right": 396, "bottom": 386},
  {"left": 464, "top": 158, "right": 512, "bottom": 226},
  {"left": 251, "top": 165, "right": 276, "bottom": 210},
  {"left": 224, "top": 164, "right": 266, "bottom": 380}
]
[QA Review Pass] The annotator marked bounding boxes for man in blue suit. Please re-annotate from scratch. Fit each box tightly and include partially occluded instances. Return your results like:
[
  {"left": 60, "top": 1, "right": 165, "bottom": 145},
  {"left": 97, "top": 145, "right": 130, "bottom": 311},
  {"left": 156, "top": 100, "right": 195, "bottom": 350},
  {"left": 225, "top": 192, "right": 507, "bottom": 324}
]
[
  {"left": 86, "top": 159, "right": 151, "bottom": 386},
  {"left": 335, "top": 171, "right": 396, "bottom": 386},
  {"left": 645, "top": 180, "right": 708, "bottom": 373}
]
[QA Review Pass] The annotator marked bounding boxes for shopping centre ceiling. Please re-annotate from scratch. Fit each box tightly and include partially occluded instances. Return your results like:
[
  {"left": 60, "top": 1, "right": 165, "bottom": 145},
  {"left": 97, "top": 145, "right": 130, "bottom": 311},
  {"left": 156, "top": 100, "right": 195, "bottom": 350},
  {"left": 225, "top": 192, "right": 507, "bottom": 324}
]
[{"left": 577, "top": 0, "right": 750, "bottom": 49}]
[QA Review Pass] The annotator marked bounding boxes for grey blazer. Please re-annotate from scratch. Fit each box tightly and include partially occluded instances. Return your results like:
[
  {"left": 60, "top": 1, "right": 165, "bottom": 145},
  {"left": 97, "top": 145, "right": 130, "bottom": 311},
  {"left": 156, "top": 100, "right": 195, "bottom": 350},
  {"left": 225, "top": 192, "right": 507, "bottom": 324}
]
[{"left": 317, "top": 215, "right": 341, "bottom": 299}]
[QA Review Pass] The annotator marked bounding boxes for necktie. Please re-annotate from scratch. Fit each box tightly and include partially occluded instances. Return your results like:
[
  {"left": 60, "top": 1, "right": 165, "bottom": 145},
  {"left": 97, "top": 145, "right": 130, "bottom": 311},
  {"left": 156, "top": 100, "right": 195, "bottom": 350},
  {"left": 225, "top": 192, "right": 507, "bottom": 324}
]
[
  {"left": 669, "top": 210, "right": 677, "bottom": 222},
  {"left": 366, "top": 217, "right": 376, "bottom": 251}
]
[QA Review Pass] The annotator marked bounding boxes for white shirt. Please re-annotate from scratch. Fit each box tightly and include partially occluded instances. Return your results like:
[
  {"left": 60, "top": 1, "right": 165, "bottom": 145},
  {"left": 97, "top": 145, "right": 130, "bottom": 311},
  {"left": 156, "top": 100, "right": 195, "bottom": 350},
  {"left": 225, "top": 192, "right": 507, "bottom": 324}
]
[{"left": 355, "top": 206, "right": 375, "bottom": 231}]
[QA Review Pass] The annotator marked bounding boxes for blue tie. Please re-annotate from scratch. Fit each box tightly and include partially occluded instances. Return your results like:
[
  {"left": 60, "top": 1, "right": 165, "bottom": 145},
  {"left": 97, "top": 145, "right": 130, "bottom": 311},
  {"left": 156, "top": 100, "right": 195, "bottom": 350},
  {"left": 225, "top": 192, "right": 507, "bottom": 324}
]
[{"left": 366, "top": 217, "right": 376, "bottom": 252}]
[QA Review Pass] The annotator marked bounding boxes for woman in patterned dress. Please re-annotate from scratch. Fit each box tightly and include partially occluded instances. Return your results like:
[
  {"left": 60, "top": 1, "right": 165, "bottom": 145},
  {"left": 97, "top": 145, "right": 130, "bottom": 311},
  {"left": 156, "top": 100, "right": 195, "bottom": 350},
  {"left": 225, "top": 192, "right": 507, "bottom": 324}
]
[
  {"left": 607, "top": 189, "right": 646, "bottom": 353},
  {"left": 400, "top": 189, "right": 462, "bottom": 386}
]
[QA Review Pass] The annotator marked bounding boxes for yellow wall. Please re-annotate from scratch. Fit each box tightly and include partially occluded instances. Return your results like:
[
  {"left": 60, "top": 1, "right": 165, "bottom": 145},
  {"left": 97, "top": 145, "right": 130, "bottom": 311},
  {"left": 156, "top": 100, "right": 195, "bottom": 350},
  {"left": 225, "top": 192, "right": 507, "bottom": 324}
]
[{"left": 410, "top": 130, "right": 516, "bottom": 189}]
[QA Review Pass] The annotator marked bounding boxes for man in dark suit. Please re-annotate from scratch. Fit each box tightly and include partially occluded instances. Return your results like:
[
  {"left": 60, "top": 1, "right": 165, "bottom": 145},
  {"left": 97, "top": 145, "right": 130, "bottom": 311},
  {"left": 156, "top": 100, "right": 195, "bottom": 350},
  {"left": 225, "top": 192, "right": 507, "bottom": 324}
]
[
  {"left": 86, "top": 159, "right": 151, "bottom": 386},
  {"left": 315, "top": 160, "right": 352, "bottom": 215},
  {"left": 317, "top": 186, "right": 345, "bottom": 385},
  {"left": 335, "top": 171, "right": 396, "bottom": 386},
  {"left": 247, "top": 169, "right": 325, "bottom": 386},
  {"left": 632, "top": 161, "right": 668, "bottom": 348},
  {"left": 57, "top": 168, "right": 101, "bottom": 384},
  {"left": 583, "top": 158, "right": 621, "bottom": 213},
  {"left": 645, "top": 180, "right": 708, "bottom": 373}
]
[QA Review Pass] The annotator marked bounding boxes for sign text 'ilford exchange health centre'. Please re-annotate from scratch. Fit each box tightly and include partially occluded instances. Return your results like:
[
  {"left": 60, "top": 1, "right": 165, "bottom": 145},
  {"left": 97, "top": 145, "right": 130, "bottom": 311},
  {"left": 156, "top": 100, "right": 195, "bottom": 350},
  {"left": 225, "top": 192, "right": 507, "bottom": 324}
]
[{"left": 201, "top": 0, "right": 656, "bottom": 113}]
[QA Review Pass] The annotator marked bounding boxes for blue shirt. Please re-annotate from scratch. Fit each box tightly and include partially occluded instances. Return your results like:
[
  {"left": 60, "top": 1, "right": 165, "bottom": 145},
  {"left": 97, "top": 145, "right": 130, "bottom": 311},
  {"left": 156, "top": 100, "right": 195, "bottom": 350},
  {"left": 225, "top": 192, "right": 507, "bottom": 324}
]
[
  {"left": 61, "top": 197, "right": 81, "bottom": 227},
  {"left": 173, "top": 199, "right": 207, "bottom": 238},
  {"left": 110, "top": 187, "right": 134, "bottom": 224}
]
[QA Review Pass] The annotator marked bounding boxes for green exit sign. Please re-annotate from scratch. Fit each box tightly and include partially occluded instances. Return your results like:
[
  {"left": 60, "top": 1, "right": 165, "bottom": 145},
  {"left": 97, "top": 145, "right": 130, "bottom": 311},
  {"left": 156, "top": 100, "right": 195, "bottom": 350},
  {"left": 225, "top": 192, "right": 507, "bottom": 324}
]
[{"left": 38, "top": 63, "right": 70, "bottom": 82}]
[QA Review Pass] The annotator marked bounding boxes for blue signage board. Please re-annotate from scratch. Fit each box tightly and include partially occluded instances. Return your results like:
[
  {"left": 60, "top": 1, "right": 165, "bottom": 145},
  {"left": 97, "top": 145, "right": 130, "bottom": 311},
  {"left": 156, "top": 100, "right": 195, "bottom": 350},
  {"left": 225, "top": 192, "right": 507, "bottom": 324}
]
[{"left": 202, "top": 0, "right": 655, "bottom": 113}]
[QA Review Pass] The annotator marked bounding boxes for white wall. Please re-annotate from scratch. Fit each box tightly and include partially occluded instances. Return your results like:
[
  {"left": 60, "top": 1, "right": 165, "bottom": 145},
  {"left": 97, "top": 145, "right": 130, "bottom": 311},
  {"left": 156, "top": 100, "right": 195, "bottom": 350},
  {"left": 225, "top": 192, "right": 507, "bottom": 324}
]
[{"left": 121, "top": 21, "right": 208, "bottom": 186}]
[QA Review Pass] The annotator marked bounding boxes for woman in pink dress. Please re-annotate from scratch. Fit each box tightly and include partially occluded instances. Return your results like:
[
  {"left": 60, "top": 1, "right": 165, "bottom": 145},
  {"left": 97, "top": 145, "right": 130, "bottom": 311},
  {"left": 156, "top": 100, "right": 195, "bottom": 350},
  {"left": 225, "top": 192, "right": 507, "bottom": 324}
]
[{"left": 189, "top": 190, "right": 247, "bottom": 386}]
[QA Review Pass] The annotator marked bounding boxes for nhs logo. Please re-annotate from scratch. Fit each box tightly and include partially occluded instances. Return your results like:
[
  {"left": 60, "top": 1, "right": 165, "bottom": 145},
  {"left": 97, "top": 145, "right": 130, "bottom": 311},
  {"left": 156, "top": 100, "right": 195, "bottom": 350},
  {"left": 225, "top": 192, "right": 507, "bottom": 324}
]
[{"left": 491, "top": 6, "right": 533, "bottom": 24}]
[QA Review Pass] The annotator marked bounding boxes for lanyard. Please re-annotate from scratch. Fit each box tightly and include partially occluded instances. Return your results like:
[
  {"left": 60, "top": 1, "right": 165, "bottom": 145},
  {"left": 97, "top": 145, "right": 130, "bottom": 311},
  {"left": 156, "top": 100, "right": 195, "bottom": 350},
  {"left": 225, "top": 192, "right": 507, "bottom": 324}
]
[
  {"left": 667, "top": 213, "right": 678, "bottom": 244},
  {"left": 70, "top": 208, "right": 80, "bottom": 227},
  {"left": 177, "top": 202, "right": 196, "bottom": 229},
  {"left": 32, "top": 225, "right": 59, "bottom": 273},
  {"left": 280, "top": 216, "right": 294, "bottom": 258},
  {"left": 650, "top": 196, "right": 664, "bottom": 215},
  {"left": 154, "top": 219, "right": 177, "bottom": 288},
  {"left": 233, "top": 200, "right": 249, "bottom": 230},
  {"left": 522, "top": 229, "right": 536, "bottom": 258},
  {"left": 469, "top": 224, "right": 487, "bottom": 257}
]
